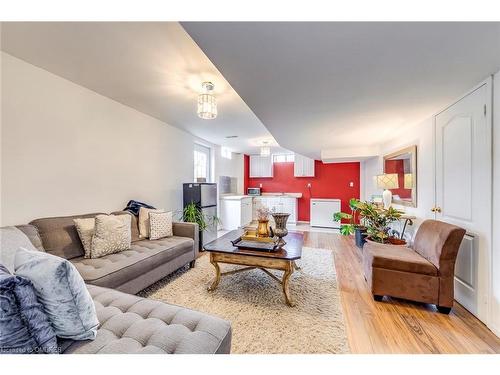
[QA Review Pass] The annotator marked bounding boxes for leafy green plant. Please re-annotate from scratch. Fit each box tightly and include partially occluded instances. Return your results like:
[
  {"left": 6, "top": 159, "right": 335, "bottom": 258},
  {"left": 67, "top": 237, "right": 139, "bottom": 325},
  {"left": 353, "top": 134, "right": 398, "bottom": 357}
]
[
  {"left": 181, "top": 202, "right": 221, "bottom": 232},
  {"left": 333, "top": 198, "right": 363, "bottom": 235},
  {"left": 334, "top": 199, "right": 403, "bottom": 243},
  {"left": 356, "top": 202, "right": 402, "bottom": 243}
]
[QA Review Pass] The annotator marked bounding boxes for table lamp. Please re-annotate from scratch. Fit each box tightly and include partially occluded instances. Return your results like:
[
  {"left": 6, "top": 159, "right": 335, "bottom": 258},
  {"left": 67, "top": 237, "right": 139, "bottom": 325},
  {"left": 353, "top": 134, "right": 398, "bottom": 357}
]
[
  {"left": 376, "top": 173, "right": 399, "bottom": 209},
  {"left": 404, "top": 173, "right": 413, "bottom": 189}
]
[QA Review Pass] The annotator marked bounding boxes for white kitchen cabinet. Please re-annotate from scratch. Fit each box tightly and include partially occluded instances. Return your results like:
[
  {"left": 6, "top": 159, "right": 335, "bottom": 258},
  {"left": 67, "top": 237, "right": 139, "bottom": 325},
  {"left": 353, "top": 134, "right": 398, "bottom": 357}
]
[
  {"left": 310, "top": 199, "right": 341, "bottom": 228},
  {"left": 253, "top": 196, "right": 297, "bottom": 224},
  {"left": 294, "top": 154, "right": 315, "bottom": 177},
  {"left": 220, "top": 197, "right": 253, "bottom": 230},
  {"left": 249, "top": 155, "right": 273, "bottom": 177}
]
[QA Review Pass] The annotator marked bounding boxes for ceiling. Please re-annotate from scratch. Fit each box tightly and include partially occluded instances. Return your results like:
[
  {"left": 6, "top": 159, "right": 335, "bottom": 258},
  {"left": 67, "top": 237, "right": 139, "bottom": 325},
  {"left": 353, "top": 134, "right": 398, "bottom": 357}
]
[
  {"left": 0, "top": 22, "right": 283, "bottom": 155},
  {"left": 2, "top": 22, "right": 500, "bottom": 161},
  {"left": 182, "top": 22, "right": 500, "bottom": 159}
]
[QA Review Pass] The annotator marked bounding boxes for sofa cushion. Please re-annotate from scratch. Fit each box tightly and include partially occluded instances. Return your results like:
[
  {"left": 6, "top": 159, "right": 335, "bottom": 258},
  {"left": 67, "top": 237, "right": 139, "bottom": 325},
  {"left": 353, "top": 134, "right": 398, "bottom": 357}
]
[
  {"left": 16, "top": 225, "right": 45, "bottom": 251},
  {"left": 149, "top": 211, "right": 173, "bottom": 240},
  {"left": 111, "top": 211, "right": 140, "bottom": 242},
  {"left": 0, "top": 264, "right": 58, "bottom": 354},
  {"left": 30, "top": 213, "right": 104, "bottom": 260},
  {"left": 15, "top": 248, "right": 99, "bottom": 340},
  {"left": 0, "top": 226, "right": 41, "bottom": 273},
  {"left": 71, "top": 237, "right": 194, "bottom": 289},
  {"left": 138, "top": 207, "right": 164, "bottom": 239},
  {"left": 91, "top": 215, "right": 131, "bottom": 258},
  {"left": 364, "top": 242, "right": 438, "bottom": 276},
  {"left": 63, "top": 285, "right": 231, "bottom": 354}
]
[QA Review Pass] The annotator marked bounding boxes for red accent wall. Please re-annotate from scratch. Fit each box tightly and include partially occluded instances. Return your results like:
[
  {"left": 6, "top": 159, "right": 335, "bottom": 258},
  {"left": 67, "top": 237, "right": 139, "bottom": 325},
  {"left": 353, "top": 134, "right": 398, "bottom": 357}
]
[{"left": 244, "top": 155, "right": 360, "bottom": 222}]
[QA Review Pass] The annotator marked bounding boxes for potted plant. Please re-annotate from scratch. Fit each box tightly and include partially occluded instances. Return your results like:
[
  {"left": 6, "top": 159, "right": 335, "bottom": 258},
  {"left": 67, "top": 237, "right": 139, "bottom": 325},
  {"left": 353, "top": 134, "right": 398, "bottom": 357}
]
[
  {"left": 333, "top": 198, "right": 367, "bottom": 248},
  {"left": 356, "top": 202, "right": 405, "bottom": 245},
  {"left": 335, "top": 200, "right": 405, "bottom": 246},
  {"left": 181, "top": 202, "right": 221, "bottom": 250}
]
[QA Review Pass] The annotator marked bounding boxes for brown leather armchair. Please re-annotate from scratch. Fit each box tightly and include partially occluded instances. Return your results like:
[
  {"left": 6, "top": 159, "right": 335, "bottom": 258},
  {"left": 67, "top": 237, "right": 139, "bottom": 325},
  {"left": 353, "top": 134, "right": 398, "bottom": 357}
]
[{"left": 363, "top": 219, "right": 466, "bottom": 313}]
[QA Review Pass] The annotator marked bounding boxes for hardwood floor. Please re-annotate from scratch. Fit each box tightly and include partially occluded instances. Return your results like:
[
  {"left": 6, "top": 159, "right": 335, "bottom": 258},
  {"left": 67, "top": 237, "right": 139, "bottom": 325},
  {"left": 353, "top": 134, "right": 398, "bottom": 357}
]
[{"left": 301, "top": 230, "right": 500, "bottom": 354}]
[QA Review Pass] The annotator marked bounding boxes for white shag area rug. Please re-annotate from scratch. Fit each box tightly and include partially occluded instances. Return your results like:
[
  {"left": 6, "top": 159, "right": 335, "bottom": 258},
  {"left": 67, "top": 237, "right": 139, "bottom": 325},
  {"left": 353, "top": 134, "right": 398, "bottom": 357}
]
[{"left": 139, "top": 246, "right": 350, "bottom": 354}]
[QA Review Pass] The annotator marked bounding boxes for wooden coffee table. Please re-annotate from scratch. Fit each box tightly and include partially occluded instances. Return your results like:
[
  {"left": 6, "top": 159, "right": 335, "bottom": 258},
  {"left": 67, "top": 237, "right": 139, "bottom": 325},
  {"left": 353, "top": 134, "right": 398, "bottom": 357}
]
[{"left": 203, "top": 229, "right": 304, "bottom": 306}]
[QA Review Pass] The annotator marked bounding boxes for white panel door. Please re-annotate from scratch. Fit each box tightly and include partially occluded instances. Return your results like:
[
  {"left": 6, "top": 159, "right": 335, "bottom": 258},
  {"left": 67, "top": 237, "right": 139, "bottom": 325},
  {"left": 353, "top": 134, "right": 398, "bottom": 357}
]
[{"left": 435, "top": 81, "right": 492, "bottom": 322}]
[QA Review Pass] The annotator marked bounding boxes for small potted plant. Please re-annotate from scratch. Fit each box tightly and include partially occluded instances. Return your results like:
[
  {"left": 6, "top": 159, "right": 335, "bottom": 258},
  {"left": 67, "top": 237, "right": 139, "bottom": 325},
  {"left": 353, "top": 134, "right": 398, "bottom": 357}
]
[
  {"left": 333, "top": 198, "right": 367, "bottom": 248},
  {"left": 181, "top": 202, "right": 221, "bottom": 250},
  {"left": 256, "top": 206, "right": 272, "bottom": 237}
]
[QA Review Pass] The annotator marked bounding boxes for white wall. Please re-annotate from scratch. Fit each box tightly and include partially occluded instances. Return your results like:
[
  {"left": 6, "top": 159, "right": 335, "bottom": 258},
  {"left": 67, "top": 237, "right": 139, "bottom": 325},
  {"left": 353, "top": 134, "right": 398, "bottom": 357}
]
[
  {"left": 361, "top": 117, "right": 435, "bottom": 239},
  {"left": 214, "top": 146, "right": 244, "bottom": 194},
  {"left": 1, "top": 52, "right": 198, "bottom": 225},
  {"left": 491, "top": 73, "right": 500, "bottom": 336}
]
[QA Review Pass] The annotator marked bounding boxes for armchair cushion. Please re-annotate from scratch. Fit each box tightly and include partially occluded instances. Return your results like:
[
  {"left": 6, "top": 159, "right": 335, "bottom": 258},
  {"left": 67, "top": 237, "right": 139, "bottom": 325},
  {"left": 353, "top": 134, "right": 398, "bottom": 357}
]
[{"left": 364, "top": 242, "right": 438, "bottom": 276}]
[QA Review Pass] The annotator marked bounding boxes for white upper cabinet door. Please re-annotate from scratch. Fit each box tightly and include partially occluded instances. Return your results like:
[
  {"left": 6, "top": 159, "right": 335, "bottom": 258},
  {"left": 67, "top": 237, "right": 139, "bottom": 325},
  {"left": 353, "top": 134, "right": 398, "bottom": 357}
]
[
  {"left": 294, "top": 154, "right": 315, "bottom": 177},
  {"left": 249, "top": 155, "right": 261, "bottom": 177},
  {"left": 249, "top": 155, "right": 273, "bottom": 177}
]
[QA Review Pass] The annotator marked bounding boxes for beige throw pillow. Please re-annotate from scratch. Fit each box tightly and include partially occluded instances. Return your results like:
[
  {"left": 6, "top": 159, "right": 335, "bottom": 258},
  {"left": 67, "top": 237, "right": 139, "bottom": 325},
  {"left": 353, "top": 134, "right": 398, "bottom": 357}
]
[
  {"left": 138, "top": 207, "right": 164, "bottom": 238},
  {"left": 74, "top": 218, "right": 96, "bottom": 259},
  {"left": 149, "top": 211, "right": 173, "bottom": 240},
  {"left": 91, "top": 214, "right": 131, "bottom": 258}
]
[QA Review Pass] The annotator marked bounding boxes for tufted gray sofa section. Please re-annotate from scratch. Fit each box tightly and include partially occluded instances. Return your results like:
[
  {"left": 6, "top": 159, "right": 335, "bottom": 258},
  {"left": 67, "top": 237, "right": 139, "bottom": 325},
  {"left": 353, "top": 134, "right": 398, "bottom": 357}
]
[
  {"left": 11, "top": 211, "right": 232, "bottom": 354},
  {"left": 62, "top": 285, "right": 232, "bottom": 354}
]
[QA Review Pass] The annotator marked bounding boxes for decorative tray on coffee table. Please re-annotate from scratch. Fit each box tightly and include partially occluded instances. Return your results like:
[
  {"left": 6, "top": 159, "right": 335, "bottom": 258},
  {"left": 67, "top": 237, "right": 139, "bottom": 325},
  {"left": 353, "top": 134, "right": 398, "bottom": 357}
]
[{"left": 230, "top": 229, "right": 281, "bottom": 252}]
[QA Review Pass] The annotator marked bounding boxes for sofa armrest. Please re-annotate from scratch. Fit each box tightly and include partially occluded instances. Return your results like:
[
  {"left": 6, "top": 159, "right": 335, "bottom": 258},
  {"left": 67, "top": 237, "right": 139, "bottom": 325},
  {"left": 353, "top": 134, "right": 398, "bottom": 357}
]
[{"left": 173, "top": 222, "right": 199, "bottom": 255}]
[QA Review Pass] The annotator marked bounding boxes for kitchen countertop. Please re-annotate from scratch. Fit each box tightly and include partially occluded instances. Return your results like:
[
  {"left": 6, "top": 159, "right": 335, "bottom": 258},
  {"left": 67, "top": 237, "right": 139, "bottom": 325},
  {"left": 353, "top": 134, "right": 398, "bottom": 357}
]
[
  {"left": 310, "top": 198, "right": 341, "bottom": 202},
  {"left": 259, "top": 193, "right": 302, "bottom": 198},
  {"left": 219, "top": 194, "right": 252, "bottom": 200},
  {"left": 220, "top": 193, "right": 303, "bottom": 200}
]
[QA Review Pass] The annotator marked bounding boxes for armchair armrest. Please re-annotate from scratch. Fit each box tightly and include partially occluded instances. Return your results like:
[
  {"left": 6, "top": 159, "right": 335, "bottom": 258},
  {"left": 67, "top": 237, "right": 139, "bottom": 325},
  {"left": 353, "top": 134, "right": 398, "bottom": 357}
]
[{"left": 172, "top": 222, "right": 199, "bottom": 255}]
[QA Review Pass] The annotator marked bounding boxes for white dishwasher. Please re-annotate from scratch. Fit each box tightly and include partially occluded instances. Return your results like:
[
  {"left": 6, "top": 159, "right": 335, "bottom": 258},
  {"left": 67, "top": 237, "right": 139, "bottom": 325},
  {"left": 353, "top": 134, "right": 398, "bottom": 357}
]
[{"left": 310, "top": 199, "right": 341, "bottom": 228}]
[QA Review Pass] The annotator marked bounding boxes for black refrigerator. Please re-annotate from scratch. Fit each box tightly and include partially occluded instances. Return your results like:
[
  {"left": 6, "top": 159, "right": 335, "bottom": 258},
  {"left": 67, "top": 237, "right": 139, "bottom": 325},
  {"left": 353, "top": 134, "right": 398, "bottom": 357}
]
[{"left": 183, "top": 182, "right": 218, "bottom": 247}]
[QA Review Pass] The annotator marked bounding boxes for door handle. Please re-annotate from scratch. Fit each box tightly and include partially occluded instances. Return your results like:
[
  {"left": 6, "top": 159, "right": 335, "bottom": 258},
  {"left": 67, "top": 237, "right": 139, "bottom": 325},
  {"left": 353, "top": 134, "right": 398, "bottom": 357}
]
[{"left": 431, "top": 207, "right": 442, "bottom": 213}]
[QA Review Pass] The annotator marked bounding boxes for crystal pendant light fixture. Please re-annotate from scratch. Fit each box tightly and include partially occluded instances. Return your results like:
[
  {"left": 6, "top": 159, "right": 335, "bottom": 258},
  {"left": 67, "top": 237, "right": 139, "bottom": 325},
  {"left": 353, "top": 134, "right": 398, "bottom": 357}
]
[
  {"left": 197, "top": 82, "right": 217, "bottom": 120},
  {"left": 260, "top": 141, "right": 271, "bottom": 157}
]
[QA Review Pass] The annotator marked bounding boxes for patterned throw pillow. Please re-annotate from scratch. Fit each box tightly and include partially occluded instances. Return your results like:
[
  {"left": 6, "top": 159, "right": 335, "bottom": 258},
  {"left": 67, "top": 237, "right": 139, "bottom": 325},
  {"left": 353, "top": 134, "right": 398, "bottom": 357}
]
[
  {"left": 73, "top": 218, "right": 95, "bottom": 258},
  {"left": 138, "top": 207, "right": 164, "bottom": 238},
  {"left": 14, "top": 248, "right": 99, "bottom": 341},
  {"left": 149, "top": 211, "right": 173, "bottom": 240},
  {"left": 91, "top": 214, "right": 131, "bottom": 258}
]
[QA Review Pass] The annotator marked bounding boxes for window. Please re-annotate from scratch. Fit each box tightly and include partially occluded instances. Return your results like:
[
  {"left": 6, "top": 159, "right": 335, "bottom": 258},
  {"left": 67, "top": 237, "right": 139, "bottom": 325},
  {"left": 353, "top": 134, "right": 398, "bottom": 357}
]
[
  {"left": 273, "top": 153, "right": 295, "bottom": 163},
  {"left": 194, "top": 143, "right": 211, "bottom": 181},
  {"left": 221, "top": 147, "right": 232, "bottom": 159}
]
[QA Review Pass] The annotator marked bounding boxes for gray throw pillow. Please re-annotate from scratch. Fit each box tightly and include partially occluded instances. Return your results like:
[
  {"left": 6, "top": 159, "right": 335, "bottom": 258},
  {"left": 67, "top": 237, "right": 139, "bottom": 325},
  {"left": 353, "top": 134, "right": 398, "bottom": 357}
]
[
  {"left": 0, "top": 264, "right": 58, "bottom": 354},
  {"left": 14, "top": 248, "right": 99, "bottom": 340}
]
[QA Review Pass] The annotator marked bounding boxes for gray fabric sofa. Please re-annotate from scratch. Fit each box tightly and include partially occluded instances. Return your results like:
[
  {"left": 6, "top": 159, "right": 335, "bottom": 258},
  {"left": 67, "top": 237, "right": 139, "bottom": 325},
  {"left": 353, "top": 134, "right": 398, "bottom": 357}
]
[
  {"left": 9, "top": 211, "right": 232, "bottom": 354},
  {"left": 28, "top": 211, "right": 199, "bottom": 294}
]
